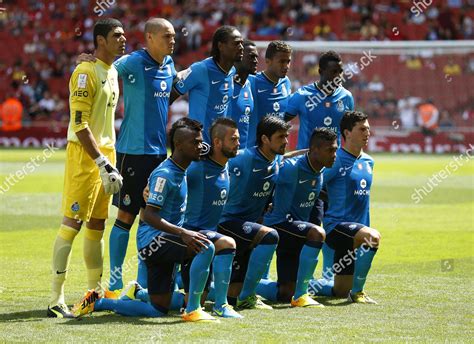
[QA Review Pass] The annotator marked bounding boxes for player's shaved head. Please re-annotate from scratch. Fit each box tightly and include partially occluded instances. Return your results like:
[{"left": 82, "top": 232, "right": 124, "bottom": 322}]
[
  {"left": 310, "top": 127, "right": 337, "bottom": 150},
  {"left": 144, "top": 18, "right": 173, "bottom": 34},
  {"left": 169, "top": 117, "right": 203, "bottom": 153},
  {"left": 210, "top": 118, "right": 237, "bottom": 141}
]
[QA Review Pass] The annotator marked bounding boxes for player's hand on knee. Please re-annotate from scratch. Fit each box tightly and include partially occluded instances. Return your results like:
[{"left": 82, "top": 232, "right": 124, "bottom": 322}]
[
  {"left": 180, "top": 229, "right": 212, "bottom": 254},
  {"left": 75, "top": 53, "right": 96, "bottom": 65},
  {"left": 95, "top": 155, "right": 123, "bottom": 195}
]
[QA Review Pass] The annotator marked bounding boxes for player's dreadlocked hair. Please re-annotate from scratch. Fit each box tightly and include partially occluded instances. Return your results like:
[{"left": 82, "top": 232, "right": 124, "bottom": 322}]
[
  {"left": 93, "top": 18, "right": 123, "bottom": 48},
  {"left": 256, "top": 116, "right": 291, "bottom": 147},
  {"left": 340, "top": 111, "right": 368, "bottom": 140},
  {"left": 211, "top": 25, "right": 239, "bottom": 60},
  {"left": 168, "top": 117, "right": 203, "bottom": 153},
  {"left": 265, "top": 41, "right": 292, "bottom": 59},
  {"left": 310, "top": 127, "right": 337, "bottom": 149},
  {"left": 318, "top": 50, "right": 342, "bottom": 70}
]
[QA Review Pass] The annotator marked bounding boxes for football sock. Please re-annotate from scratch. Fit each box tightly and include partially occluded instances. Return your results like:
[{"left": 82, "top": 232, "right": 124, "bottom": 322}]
[
  {"left": 136, "top": 255, "right": 148, "bottom": 289},
  {"left": 186, "top": 243, "right": 215, "bottom": 313},
  {"left": 255, "top": 279, "right": 278, "bottom": 301},
  {"left": 309, "top": 278, "right": 334, "bottom": 296},
  {"left": 50, "top": 224, "right": 79, "bottom": 305},
  {"left": 170, "top": 290, "right": 185, "bottom": 311},
  {"left": 83, "top": 227, "right": 104, "bottom": 292},
  {"left": 135, "top": 289, "right": 150, "bottom": 303},
  {"left": 212, "top": 248, "right": 235, "bottom": 308},
  {"left": 94, "top": 298, "right": 164, "bottom": 317},
  {"left": 294, "top": 241, "right": 322, "bottom": 299},
  {"left": 321, "top": 244, "right": 335, "bottom": 280},
  {"left": 261, "top": 260, "right": 271, "bottom": 280},
  {"left": 109, "top": 220, "right": 131, "bottom": 291},
  {"left": 206, "top": 281, "right": 215, "bottom": 301},
  {"left": 352, "top": 245, "right": 378, "bottom": 293},
  {"left": 239, "top": 231, "right": 278, "bottom": 300}
]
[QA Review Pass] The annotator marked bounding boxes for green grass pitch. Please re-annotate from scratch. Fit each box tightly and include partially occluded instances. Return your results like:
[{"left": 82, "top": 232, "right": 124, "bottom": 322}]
[{"left": 0, "top": 149, "right": 473, "bottom": 342}]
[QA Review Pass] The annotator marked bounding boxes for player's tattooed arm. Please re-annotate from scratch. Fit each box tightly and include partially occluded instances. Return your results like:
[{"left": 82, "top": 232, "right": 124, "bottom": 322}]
[{"left": 143, "top": 205, "right": 211, "bottom": 253}]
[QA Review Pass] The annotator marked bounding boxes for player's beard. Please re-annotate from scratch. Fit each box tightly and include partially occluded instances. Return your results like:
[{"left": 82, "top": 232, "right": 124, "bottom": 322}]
[{"left": 222, "top": 146, "right": 238, "bottom": 158}]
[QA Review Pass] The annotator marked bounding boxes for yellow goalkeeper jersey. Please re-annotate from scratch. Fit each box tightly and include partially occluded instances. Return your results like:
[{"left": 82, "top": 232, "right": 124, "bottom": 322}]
[{"left": 67, "top": 59, "right": 119, "bottom": 150}]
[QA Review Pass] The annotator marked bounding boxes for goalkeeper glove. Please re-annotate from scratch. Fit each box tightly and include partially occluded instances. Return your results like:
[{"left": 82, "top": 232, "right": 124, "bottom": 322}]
[{"left": 95, "top": 155, "right": 123, "bottom": 195}]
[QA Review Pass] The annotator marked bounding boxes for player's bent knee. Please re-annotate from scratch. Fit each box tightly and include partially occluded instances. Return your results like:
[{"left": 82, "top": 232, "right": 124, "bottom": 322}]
[
  {"left": 215, "top": 236, "right": 236, "bottom": 251},
  {"left": 307, "top": 226, "right": 325, "bottom": 242},
  {"left": 86, "top": 218, "right": 106, "bottom": 230},
  {"left": 259, "top": 228, "right": 279, "bottom": 245},
  {"left": 117, "top": 209, "right": 136, "bottom": 226}
]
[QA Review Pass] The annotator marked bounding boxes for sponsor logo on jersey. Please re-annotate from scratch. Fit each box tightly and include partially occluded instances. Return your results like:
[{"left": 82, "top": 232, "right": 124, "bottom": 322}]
[
  {"left": 273, "top": 102, "right": 280, "bottom": 112},
  {"left": 160, "top": 80, "right": 167, "bottom": 91},
  {"left": 324, "top": 116, "right": 332, "bottom": 126},
  {"left": 78, "top": 74, "right": 87, "bottom": 89}
]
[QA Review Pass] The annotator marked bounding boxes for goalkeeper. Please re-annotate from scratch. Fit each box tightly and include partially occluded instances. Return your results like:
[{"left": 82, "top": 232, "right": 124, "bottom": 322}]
[{"left": 47, "top": 18, "right": 125, "bottom": 318}]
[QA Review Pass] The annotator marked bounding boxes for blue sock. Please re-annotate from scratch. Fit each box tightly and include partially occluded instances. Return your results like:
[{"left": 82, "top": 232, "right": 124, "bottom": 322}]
[
  {"left": 136, "top": 255, "right": 148, "bottom": 289},
  {"left": 170, "top": 291, "right": 185, "bottom": 311},
  {"left": 212, "top": 248, "right": 235, "bottom": 308},
  {"left": 135, "top": 288, "right": 150, "bottom": 303},
  {"left": 309, "top": 278, "right": 334, "bottom": 296},
  {"left": 294, "top": 241, "right": 322, "bottom": 299},
  {"left": 261, "top": 259, "right": 271, "bottom": 280},
  {"left": 175, "top": 270, "right": 184, "bottom": 290},
  {"left": 94, "top": 298, "right": 164, "bottom": 317},
  {"left": 255, "top": 279, "right": 278, "bottom": 301},
  {"left": 321, "top": 243, "right": 335, "bottom": 280},
  {"left": 207, "top": 281, "right": 215, "bottom": 302},
  {"left": 109, "top": 220, "right": 131, "bottom": 290},
  {"left": 352, "top": 245, "right": 378, "bottom": 293},
  {"left": 186, "top": 243, "right": 215, "bottom": 313},
  {"left": 239, "top": 243, "right": 277, "bottom": 300}
]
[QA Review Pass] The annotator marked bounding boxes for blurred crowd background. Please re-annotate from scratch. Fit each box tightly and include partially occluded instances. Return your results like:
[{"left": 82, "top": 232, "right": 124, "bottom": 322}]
[{"left": 0, "top": 0, "right": 473, "bottom": 134}]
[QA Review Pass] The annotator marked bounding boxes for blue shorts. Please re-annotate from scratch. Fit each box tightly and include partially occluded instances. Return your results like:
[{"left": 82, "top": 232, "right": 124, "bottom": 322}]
[
  {"left": 325, "top": 222, "right": 365, "bottom": 275},
  {"left": 218, "top": 220, "right": 263, "bottom": 283},
  {"left": 272, "top": 221, "right": 313, "bottom": 283}
]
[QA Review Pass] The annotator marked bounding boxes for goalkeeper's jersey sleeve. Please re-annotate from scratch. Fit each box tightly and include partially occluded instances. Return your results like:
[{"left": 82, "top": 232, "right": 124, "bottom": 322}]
[{"left": 67, "top": 59, "right": 119, "bottom": 150}]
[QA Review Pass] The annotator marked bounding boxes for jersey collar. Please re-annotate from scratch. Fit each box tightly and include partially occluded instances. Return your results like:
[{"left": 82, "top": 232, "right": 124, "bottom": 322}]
[
  {"left": 169, "top": 157, "right": 186, "bottom": 171},
  {"left": 262, "top": 71, "right": 279, "bottom": 86},
  {"left": 208, "top": 155, "right": 226, "bottom": 168},
  {"left": 143, "top": 49, "right": 165, "bottom": 67},
  {"left": 213, "top": 58, "right": 232, "bottom": 75},
  {"left": 256, "top": 147, "right": 274, "bottom": 162},
  {"left": 342, "top": 147, "right": 361, "bottom": 159},
  {"left": 305, "top": 153, "right": 323, "bottom": 174}
]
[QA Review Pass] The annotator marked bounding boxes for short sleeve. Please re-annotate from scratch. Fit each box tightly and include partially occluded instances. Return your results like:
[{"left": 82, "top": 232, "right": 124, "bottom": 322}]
[
  {"left": 322, "top": 159, "right": 341, "bottom": 187},
  {"left": 285, "top": 91, "right": 302, "bottom": 118},
  {"left": 173, "top": 62, "right": 203, "bottom": 95},
  {"left": 147, "top": 172, "right": 171, "bottom": 208},
  {"left": 113, "top": 54, "right": 133, "bottom": 77}
]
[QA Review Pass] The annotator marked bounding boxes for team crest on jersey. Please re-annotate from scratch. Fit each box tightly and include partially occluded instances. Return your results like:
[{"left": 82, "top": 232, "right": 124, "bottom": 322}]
[
  {"left": 312, "top": 180, "right": 316, "bottom": 186},
  {"left": 325, "top": 102, "right": 331, "bottom": 108},
  {"left": 123, "top": 194, "right": 131, "bottom": 206},
  {"left": 337, "top": 100, "right": 344, "bottom": 112},
  {"left": 358, "top": 163, "right": 363, "bottom": 170},
  {"left": 273, "top": 102, "right": 280, "bottom": 112},
  {"left": 160, "top": 80, "right": 167, "bottom": 90},
  {"left": 308, "top": 192, "right": 315, "bottom": 201},
  {"left": 224, "top": 82, "right": 229, "bottom": 90},
  {"left": 273, "top": 87, "right": 278, "bottom": 94},
  {"left": 244, "top": 91, "right": 249, "bottom": 99},
  {"left": 71, "top": 202, "right": 80, "bottom": 212},
  {"left": 360, "top": 179, "right": 367, "bottom": 189},
  {"left": 324, "top": 116, "right": 332, "bottom": 126},
  {"left": 263, "top": 181, "right": 270, "bottom": 191}
]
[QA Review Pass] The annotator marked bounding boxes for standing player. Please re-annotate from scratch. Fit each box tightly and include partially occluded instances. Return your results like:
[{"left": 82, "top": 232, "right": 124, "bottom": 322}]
[
  {"left": 256, "top": 128, "right": 337, "bottom": 307},
  {"left": 182, "top": 118, "right": 242, "bottom": 318},
  {"left": 171, "top": 26, "right": 244, "bottom": 142},
  {"left": 322, "top": 111, "right": 381, "bottom": 303},
  {"left": 47, "top": 18, "right": 126, "bottom": 318},
  {"left": 246, "top": 41, "right": 292, "bottom": 147},
  {"left": 218, "top": 116, "right": 291, "bottom": 310},
  {"left": 76, "top": 18, "right": 178, "bottom": 292},
  {"left": 74, "top": 118, "right": 218, "bottom": 322},
  {"left": 229, "top": 39, "right": 258, "bottom": 148}
]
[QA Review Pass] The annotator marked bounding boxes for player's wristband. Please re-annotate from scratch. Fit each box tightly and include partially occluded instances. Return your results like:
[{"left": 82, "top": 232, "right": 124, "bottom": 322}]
[{"left": 94, "top": 154, "right": 108, "bottom": 168}]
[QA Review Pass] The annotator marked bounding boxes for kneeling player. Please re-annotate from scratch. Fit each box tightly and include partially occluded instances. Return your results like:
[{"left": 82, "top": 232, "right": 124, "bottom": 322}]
[
  {"left": 73, "top": 118, "right": 219, "bottom": 322},
  {"left": 322, "top": 111, "right": 381, "bottom": 303},
  {"left": 256, "top": 128, "right": 337, "bottom": 307}
]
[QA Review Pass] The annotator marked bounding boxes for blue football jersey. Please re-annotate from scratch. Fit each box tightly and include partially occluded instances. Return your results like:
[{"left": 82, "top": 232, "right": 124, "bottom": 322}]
[
  {"left": 247, "top": 72, "right": 291, "bottom": 146},
  {"left": 229, "top": 79, "right": 254, "bottom": 148},
  {"left": 220, "top": 147, "right": 282, "bottom": 223},
  {"left": 286, "top": 83, "right": 354, "bottom": 148},
  {"left": 114, "top": 50, "right": 177, "bottom": 155},
  {"left": 322, "top": 148, "right": 374, "bottom": 233},
  {"left": 137, "top": 158, "right": 187, "bottom": 249},
  {"left": 174, "top": 57, "right": 235, "bottom": 142},
  {"left": 264, "top": 154, "right": 323, "bottom": 226},
  {"left": 183, "top": 157, "right": 230, "bottom": 231}
]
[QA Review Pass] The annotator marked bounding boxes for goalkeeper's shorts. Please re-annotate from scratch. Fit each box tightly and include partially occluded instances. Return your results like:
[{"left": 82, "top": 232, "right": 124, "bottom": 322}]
[{"left": 61, "top": 141, "right": 115, "bottom": 222}]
